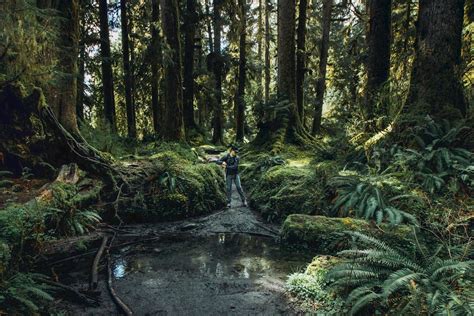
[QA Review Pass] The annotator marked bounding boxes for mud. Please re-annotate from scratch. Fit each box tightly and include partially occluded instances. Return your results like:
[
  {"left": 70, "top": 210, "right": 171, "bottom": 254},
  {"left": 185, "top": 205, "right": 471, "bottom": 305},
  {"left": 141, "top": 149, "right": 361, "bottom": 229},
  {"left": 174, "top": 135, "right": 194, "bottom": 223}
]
[{"left": 55, "top": 187, "right": 310, "bottom": 315}]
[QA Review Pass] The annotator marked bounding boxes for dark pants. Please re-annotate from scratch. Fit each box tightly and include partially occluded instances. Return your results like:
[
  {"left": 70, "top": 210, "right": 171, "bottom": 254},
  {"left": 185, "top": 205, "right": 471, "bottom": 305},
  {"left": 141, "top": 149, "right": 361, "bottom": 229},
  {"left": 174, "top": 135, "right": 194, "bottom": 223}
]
[{"left": 226, "top": 174, "right": 245, "bottom": 204}]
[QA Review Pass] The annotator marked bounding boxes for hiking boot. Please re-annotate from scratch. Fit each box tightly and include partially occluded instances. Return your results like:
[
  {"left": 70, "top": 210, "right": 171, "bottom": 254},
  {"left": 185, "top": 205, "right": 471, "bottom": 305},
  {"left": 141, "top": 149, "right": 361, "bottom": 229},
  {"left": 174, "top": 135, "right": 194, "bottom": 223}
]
[{"left": 227, "top": 203, "right": 231, "bottom": 208}]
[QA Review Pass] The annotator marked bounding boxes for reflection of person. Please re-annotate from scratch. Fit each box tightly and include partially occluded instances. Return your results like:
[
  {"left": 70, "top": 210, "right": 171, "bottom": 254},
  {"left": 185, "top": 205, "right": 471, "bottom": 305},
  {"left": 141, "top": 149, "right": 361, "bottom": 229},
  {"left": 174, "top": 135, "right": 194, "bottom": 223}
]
[{"left": 217, "top": 145, "right": 247, "bottom": 208}]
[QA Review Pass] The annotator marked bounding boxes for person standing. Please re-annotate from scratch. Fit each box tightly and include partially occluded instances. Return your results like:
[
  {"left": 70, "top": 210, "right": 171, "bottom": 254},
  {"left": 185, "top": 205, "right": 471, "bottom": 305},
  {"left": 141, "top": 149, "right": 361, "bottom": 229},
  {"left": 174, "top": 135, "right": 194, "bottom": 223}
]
[{"left": 217, "top": 145, "right": 247, "bottom": 208}]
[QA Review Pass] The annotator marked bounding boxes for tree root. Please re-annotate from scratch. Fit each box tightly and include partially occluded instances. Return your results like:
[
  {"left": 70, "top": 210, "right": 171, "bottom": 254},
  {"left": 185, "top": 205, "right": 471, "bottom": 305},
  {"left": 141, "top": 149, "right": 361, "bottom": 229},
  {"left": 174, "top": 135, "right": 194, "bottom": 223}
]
[{"left": 89, "top": 235, "right": 109, "bottom": 291}]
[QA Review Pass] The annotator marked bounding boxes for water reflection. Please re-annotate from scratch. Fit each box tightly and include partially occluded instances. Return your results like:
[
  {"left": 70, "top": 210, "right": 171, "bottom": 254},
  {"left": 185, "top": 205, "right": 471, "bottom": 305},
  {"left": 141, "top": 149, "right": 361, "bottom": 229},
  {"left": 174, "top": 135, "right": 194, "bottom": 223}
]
[{"left": 112, "top": 233, "right": 306, "bottom": 282}]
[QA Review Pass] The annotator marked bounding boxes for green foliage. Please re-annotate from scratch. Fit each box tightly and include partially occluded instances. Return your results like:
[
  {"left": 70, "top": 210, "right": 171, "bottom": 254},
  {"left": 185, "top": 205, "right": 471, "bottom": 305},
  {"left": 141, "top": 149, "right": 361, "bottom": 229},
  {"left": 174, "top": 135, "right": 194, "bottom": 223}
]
[
  {"left": 281, "top": 214, "right": 413, "bottom": 254},
  {"left": 327, "top": 232, "right": 473, "bottom": 315},
  {"left": 330, "top": 170, "right": 419, "bottom": 226},
  {"left": 286, "top": 256, "right": 345, "bottom": 314},
  {"left": 122, "top": 146, "right": 226, "bottom": 222},
  {"left": 0, "top": 204, "right": 45, "bottom": 252},
  {"left": 391, "top": 120, "right": 474, "bottom": 194},
  {"left": 42, "top": 183, "right": 101, "bottom": 237},
  {"left": 0, "top": 273, "right": 54, "bottom": 314}
]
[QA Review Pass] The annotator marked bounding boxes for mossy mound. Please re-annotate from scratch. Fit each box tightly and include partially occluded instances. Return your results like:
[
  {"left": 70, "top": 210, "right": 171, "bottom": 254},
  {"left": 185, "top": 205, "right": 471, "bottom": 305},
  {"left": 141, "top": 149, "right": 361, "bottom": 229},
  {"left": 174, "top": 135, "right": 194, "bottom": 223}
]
[
  {"left": 281, "top": 214, "right": 414, "bottom": 253},
  {"left": 122, "top": 149, "right": 226, "bottom": 222},
  {"left": 242, "top": 154, "right": 337, "bottom": 222}
]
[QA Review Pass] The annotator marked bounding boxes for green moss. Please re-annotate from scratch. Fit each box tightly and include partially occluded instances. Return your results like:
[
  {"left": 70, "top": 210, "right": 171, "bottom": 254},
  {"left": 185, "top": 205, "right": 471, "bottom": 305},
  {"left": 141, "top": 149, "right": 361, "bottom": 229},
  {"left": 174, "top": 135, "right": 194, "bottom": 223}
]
[
  {"left": 0, "top": 242, "right": 11, "bottom": 275},
  {"left": 243, "top": 162, "right": 333, "bottom": 222},
  {"left": 286, "top": 255, "right": 345, "bottom": 314},
  {"left": 122, "top": 149, "right": 226, "bottom": 222},
  {"left": 281, "top": 214, "right": 413, "bottom": 253}
]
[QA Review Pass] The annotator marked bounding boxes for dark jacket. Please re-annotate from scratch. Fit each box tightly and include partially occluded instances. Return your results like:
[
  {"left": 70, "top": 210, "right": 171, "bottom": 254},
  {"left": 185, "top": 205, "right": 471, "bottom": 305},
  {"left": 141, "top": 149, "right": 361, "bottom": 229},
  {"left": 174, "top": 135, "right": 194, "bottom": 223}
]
[{"left": 217, "top": 154, "right": 240, "bottom": 176}]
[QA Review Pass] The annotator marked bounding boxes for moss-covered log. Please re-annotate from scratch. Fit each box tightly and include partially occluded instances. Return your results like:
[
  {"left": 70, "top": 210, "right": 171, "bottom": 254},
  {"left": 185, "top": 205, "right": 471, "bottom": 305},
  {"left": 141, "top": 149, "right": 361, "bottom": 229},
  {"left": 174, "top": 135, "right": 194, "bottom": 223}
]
[{"left": 281, "top": 214, "right": 414, "bottom": 253}]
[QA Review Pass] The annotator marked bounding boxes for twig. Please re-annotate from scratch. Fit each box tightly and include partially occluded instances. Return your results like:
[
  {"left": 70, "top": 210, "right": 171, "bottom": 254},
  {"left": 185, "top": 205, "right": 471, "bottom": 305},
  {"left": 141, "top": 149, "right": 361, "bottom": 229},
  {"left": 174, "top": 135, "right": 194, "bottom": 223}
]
[{"left": 89, "top": 235, "right": 109, "bottom": 291}]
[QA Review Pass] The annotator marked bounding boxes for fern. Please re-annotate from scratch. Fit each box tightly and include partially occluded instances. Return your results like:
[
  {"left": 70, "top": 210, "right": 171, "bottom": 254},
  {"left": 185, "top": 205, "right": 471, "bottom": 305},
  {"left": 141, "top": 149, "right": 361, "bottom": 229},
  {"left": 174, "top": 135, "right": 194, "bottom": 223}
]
[
  {"left": 0, "top": 273, "right": 54, "bottom": 314},
  {"left": 327, "top": 232, "right": 473, "bottom": 315},
  {"left": 330, "top": 171, "right": 418, "bottom": 226}
]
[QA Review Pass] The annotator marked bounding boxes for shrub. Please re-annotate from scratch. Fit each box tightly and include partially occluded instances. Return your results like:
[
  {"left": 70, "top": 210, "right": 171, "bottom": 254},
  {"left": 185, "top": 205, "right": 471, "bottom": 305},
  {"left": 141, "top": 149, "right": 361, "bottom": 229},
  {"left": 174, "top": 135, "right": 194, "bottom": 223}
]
[
  {"left": 0, "top": 273, "right": 54, "bottom": 314},
  {"left": 327, "top": 232, "right": 473, "bottom": 315},
  {"left": 329, "top": 170, "right": 419, "bottom": 226},
  {"left": 286, "top": 256, "right": 345, "bottom": 314}
]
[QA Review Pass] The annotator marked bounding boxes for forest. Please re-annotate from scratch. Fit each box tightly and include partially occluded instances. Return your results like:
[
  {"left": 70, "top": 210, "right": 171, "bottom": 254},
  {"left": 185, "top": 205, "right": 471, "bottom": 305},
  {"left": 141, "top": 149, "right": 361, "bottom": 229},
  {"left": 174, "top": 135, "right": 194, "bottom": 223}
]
[{"left": 0, "top": 0, "right": 473, "bottom": 314}]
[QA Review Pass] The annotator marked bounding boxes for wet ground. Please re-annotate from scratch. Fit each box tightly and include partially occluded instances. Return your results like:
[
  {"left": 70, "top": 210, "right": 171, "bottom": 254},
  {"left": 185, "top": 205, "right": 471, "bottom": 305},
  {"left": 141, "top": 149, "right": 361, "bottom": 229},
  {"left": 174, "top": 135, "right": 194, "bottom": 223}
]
[{"left": 57, "top": 187, "right": 310, "bottom": 315}]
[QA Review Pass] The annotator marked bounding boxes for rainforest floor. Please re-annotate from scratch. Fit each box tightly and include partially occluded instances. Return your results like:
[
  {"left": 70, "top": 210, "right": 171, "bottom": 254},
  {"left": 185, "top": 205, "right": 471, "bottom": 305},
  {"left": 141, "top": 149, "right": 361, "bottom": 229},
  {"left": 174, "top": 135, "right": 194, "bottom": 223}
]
[{"left": 45, "top": 186, "right": 311, "bottom": 315}]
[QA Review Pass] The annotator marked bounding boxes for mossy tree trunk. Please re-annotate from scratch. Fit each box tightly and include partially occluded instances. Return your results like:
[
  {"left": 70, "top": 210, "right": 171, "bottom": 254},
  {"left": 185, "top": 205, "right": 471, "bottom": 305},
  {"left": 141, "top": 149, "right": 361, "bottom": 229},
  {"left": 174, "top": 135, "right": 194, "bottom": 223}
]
[
  {"left": 296, "top": 0, "right": 307, "bottom": 122},
  {"left": 405, "top": 0, "right": 467, "bottom": 120},
  {"left": 120, "top": 0, "right": 136, "bottom": 139},
  {"left": 211, "top": 0, "right": 224, "bottom": 145},
  {"left": 98, "top": 0, "right": 117, "bottom": 131},
  {"left": 235, "top": 0, "right": 247, "bottom": 142},
  {"left": 55, "top": 0, "right": 80, "bottom": 134},
  {"left": 264, "top": 0, "right": 271, "bottom": 104},
  {"left": 365, "top": 0, "right": 392, "bottom": 121},
  {"left": 183, "top": 0, "right": 198, "bottom": 133},
  {"left": 311, "top": 0, "right": 333, "bottom": 135},
  {"left": 160, "top": 0, "right": 185, "bottom": 141},
  {"left": 151, "top": 0, "right": 162, "bottom": 135}
]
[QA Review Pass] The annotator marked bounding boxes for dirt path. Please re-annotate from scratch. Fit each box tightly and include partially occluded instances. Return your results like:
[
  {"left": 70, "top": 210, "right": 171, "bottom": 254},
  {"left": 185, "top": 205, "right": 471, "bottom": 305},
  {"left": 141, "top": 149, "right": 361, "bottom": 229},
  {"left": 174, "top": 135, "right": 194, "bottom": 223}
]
[{"left": 59, "top": 186, "right": 307, "bottom": 315}]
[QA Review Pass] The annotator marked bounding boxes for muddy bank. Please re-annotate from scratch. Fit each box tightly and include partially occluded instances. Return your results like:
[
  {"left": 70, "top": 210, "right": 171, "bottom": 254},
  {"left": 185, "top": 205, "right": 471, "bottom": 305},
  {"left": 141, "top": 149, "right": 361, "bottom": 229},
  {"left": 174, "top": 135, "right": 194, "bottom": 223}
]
[{"left": 50, "top": 188, "right": 311, "bottom": 315}]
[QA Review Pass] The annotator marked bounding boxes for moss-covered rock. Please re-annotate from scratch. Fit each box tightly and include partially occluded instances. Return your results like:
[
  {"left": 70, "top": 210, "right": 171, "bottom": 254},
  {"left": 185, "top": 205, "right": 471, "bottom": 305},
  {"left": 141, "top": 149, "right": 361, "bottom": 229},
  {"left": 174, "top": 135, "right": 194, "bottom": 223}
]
[{"left": 281, "top": 214, "right": 414, "bottom": 253}]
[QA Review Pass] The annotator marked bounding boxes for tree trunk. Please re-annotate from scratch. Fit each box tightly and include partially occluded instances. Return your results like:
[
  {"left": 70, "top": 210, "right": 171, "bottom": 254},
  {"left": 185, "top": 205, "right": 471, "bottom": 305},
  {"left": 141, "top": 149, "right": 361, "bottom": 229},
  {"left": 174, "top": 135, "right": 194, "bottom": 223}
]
[
  {"left": 296, "top": 0, "right": 307, "bottom": 121},
  {"left": 77, "top": 2, "right": 86, "bottom": 123},
  {"left": 277, "top": 0, "right": 296, "bottom": 104},
  {"left": 98, "top": 0, "right": 116, "bottom": 131},
  {"left": 235, "top": 0, "right": 247, "bottom": 142},
  {"left": 264, "top": 0, "right": 271, "bottom": 103},
  {"left": 160, "top": 0, "right": 185, "bottom": 141},
  {"left": 211, "top": 0, "right": 224, "bottom": 145},
  {"left": 120, "top": 0, "right": 136, "bottom": 138},
  {"left": 405, "top": 0, "right": 467, "bottom": 120},
  {"left": 206, "top": 0, "right": 214, "bottom": 53},
  {"left": 151, "top": 0, "right": 161, "bottom": 134},
  {"left": 365, "top": 0, "right": 391, "bottom": 118},
  {"left": 256, "top": 0, "right": 264, "bottom": 102},
  {"left": 311, "top": 0, "right": 333, "bottom": 134},
  {"left": 55, "top": 0, "right": 80, "bottom": 134},
  {"left": 183, "top": 0, "right": 198, "bottom": 132}
]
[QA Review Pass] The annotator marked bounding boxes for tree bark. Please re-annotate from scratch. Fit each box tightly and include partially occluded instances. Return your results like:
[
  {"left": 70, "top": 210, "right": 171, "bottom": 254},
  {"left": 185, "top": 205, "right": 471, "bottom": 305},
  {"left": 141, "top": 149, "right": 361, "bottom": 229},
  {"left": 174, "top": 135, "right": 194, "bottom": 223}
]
[
  {"left": 160, "top": 0, "right": 185, "bottom": 141},
  {"left": 296, "top": 0, "right": 307, "bottom": 121},
  {"left": 211, "top": 0, "right": 224, "bottom": 145},
  {"left": 55, "top": 0, "right": 80, "bottom": 134},
  {"left": 277, "top": 0, "right": 296, "bottom": 104},
  {"left": 256, "top": 0, "right": 264, "bottom": 102},
  {"left": 311, "top": 0, "right": 333, "bottom": 134},
  {"left": 77, "top": 2, "right": 86, "bottom": 123},
  {"left": 264, "top": 0, "right": 271, "bottom": 103},
  {"left": 235, "top": 0, "right": 247, "bottom": 142},
  {"left": 151, "top": 0, "right": 162, "bottom": 134},
  {"left": 183, "top": 0, "right": 198, "bottom": 132},
  {"left": 405, "top": 0, "right": 467, "bottom": 120},
  {"left": 365, "top": 0, "right": 392, "bottom": 118},
  {"left": 120, "top": 0, "right": 136, "bottom": 138},
  {"left": 98, "top": 0, "right": 116, "bottom": 131}
]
